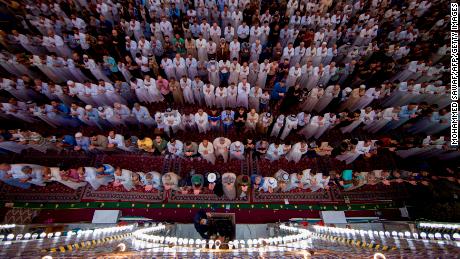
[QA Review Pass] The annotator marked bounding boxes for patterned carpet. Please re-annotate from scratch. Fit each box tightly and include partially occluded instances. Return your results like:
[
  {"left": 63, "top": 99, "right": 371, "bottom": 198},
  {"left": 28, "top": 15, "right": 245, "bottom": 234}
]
[{"left": 0, "top": 150, "right": 412, "bottom": 204}]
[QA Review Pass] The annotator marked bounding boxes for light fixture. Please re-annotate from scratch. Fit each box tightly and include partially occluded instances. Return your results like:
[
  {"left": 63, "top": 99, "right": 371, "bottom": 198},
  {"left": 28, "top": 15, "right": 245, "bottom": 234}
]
[
  {"left": 31, "top": 233, "right": 38, "bottom": 240},
  {"left": 24, "top": 233, "right": 31, "bottom": 239},
  {"left": 6, "top": 234, "right": 14, "bottom": 240},
  {"left": 215, "top": 240, "right": 221, "bottom": 249},
  {"left": 420, "top": 232, "right": 427, "bottom": 239},
  {"left": 15, "top": 234, "right": 23, "bottom": 240},
  {"left": 39, "top": 233, "right": 46, "bottom": 239}
]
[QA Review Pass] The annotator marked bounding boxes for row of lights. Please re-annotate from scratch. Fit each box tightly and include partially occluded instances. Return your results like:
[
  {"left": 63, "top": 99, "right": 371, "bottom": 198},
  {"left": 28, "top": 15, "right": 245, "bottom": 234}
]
[
  {"left": 132, "top": 223, "right": 311, "bottom": 250},
  {"left": 0, "top": 224, "right": 16, "bottom": 229},
  {"left": 418, "top": 222, "right": 460, "bottom": 231},
  {"left": 1, "top": 225, "right": 135, "bottom": 242},
  {"left": 313, "top": 226, "right": 460, "bottom": 241}
]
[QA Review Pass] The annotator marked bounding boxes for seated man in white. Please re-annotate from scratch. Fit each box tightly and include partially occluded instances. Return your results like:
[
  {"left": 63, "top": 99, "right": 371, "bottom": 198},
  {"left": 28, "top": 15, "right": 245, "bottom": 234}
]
[
  {"left": 49, "top": 167, "right": 87, "bottom": 190},
  {"left": 79, "top": 166, "right": 113, "bottom": 190},
  {"left": 259, "top": 176, "right": 277, "bottom": 193},
  {"left": 287, "top": 169, "right": 312, "bottom": 191},
  {"left": 141, "top": 171, "right": 162, "bottom": 191},
  {"left": 229, "top": 141, "right": 245, "bottom": 160},
  {"left": 113, "top": 167, "right": 135, "bottom": 191}
]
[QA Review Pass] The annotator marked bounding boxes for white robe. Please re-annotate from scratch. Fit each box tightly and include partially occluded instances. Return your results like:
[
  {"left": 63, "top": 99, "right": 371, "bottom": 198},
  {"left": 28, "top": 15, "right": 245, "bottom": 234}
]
[{"left": 286, "top": 143, "right": 308, "bottom": 163}]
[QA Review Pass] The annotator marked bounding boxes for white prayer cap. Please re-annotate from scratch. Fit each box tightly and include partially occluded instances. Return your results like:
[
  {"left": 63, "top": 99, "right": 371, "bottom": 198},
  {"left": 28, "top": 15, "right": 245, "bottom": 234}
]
[
  {"left": 75, "top": 132, "right": 83, "bottom": 138},
  {"left": 360, "top": 85, "right": 366, "bottom": 89},
  {"left": 83, "top": 54, "right": 88, "bottom": 58},
  {"left": 279, "top": 114, "right": 285, "bottom": 119},
  {"left": 85, "top": 105, "right": 92, "bottom": 110},
  {"left": 207, "top": 173, "right": 217, "bottom": 183},
  {"left": 98, "top": 107, "right": 104, "bottom": 111},
  {"left": 281, "top": 172, "right": 289, "bottom": 181},
  {"left": 125, "top": 36, "right": 130, "bottom": 40},
  {"left": 345, "top": 87, "right": 352, "bottom": 93},
  {"left": 265, "top": 112, "right": 271, "bottom": 118},
  {"left": 67, "top": 80, "right": 74, "bottom": 85}
]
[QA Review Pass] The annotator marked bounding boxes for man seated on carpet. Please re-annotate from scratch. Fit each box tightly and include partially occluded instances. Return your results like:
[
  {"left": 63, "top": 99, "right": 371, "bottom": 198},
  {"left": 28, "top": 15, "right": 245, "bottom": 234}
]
[
  {"left": 113, "top": 167, "right": 135, "bottom": 191},
  {"left": 153, "top": 135, "right": 168, "bottom": 155},
  {"left": 54, "top": 167, "right": 87, "bottom": 189},
  {"left": 191, "top": 174, "right": 204, "bottom": 195},
  {"left": 79, "top": 166, "right": 114, "bottom": 190},
  {"left": 141, "top": 171, "right": 163, "bottom": 191},
  {"left": 89, "top": 133, "right": 108, "bottom": 152},
  {"left": 162, "top": 172, "right": 181, "bottom": 191},
  {"left": 236, "top": 174, "right": 251, "bottom": 199},
  {"left": 95, "top": 164, "right": 115, "bottom": 176},
  {"left": 205, "top": 172, "right": 224, "bottom": 196},
  {"left": 12, "top": 165, "right": 47, "bottom": 187},
  {"left": 287, "top": 169, "right": 312, "bottom": 191},
  {"left": 309, "top": 171, "right": 331, "bottom": 192},
  {"left": 137, "top": 134, "right": 154, "bottom": 152},
  {"left": 74, "top": 132, "right": 90, "bottom": 152},
  {"left": 259, "top": 176, "right": 277, "bottom": 193},
  {"left": 274, "top": 169, "right": 290, "bottom": 192},
  {"left": 229, "top": 140, "right": 245, "bottom": 160},
  {"left": 222, "top": 172, "right": 237, "bottom": 200},
  {"left": 251, "top": 174, "right": 264, "bottom": 191},
  {"left": 107, "top": 131, "right": 126, "bottom": 151},
  {"left": 254, "top": 139, "right": 269, "bottom": 159},
  {"left": 183, "top": 141, "right": 199, "bottom": 161},
  {"left": 167, "top": 138, "right": 184, "bottom": 158},
  {"left": 0, "top": 163, "right": 33, "bottom": 189}
]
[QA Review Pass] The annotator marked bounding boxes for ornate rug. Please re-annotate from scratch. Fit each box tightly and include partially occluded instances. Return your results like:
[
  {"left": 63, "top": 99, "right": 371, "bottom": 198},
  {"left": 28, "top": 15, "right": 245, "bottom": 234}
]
[
  {"left": 0, "top": 182, "right": 84, "bottom": 203},
  {"left": 168, "top": 189, "right": 250, "bottom": 204},
  {"left": 330, "top": 184, "right": 410, "bottom": 202},
  {"left": 174, "top": 158, "right": 245, "bottom": 177},
  {"left": 252, "top": 189, "right": 332, "bottom": 204},
  {"left": 81, "top": 185, "right": 165, "bottom": 203}
]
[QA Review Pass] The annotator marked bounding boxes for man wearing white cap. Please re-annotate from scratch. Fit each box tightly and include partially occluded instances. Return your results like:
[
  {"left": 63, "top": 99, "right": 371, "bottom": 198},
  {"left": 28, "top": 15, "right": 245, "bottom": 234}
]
[
  {"left": 229, "top": 141, "right": 245, "bottom": 161},
  {"left": 259, "top": 176, "right": 277, "bottom": 193},
  {"left": 274, "top": 169, "right": 290, "bottom": 192},
  {"left": 213, "top": 137, "right": 231, "bottom": 163},
  {"left": 74, "top": 132, "right": 90, "bottom": 152},
  {"left": 85, "top": 105, "right": 103, "bottom": 129},
  {"left": 114, "top": 102, "right": 134, "bottom": 125},
  {"left": 237, "top": 79, "right": 250, "bottom": 108},
  {"left": 162, "top": 172, "right": 181, "bottom": 191}
]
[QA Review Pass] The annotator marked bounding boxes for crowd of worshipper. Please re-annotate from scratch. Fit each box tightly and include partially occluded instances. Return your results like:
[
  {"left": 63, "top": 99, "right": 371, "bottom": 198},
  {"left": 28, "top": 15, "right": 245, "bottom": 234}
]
[
  {"left": 0, "top": 0, "right": 450, "bottom": 113},
  {"left": 0, "top": 0, "right": 455, "bottom": 196},
  {"left": 0, "top": 128, "right": 456, "bottom": 165},
  {"left": 2, "top": 162, "right": 455, "bottom": 198}
]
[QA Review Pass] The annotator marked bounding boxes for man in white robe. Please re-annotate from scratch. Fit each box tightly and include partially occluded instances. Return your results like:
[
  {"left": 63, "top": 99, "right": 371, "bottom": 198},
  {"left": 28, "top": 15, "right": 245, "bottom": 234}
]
[
  {"left": 270, "top": 115, "right": 285, "bottom": 138},
  {"left": 229, "top": 141, "right": 245, "bottom": 160},
  {"left": 280, "top": 114, "right": 298, "bottom": 140},
  {"left": 198, "top": 139, "right": 216, "bottom": 164},
  {"left": 237, "top": 79, "right": 250, "bottom": 108},
  {"left": 194, "top": 109, "right": 209, "bottom": 133},
  {"left": 286, "top": 142, "right": 308, "bottom": 163},
  {"left": 213, "top": 137, "right": 231, "bottom": 163},
  {"left": 215, "top": 85, "right": 227, "bottom": 109},
  {"left": 167, "top": 138, "right": 184, "bottom": 158},
  {"left": 203, "top": 83, "right": 215, "bottom": 107},
  {"left": 266, "top": 143, "right": 285, "bottom": 162}
]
